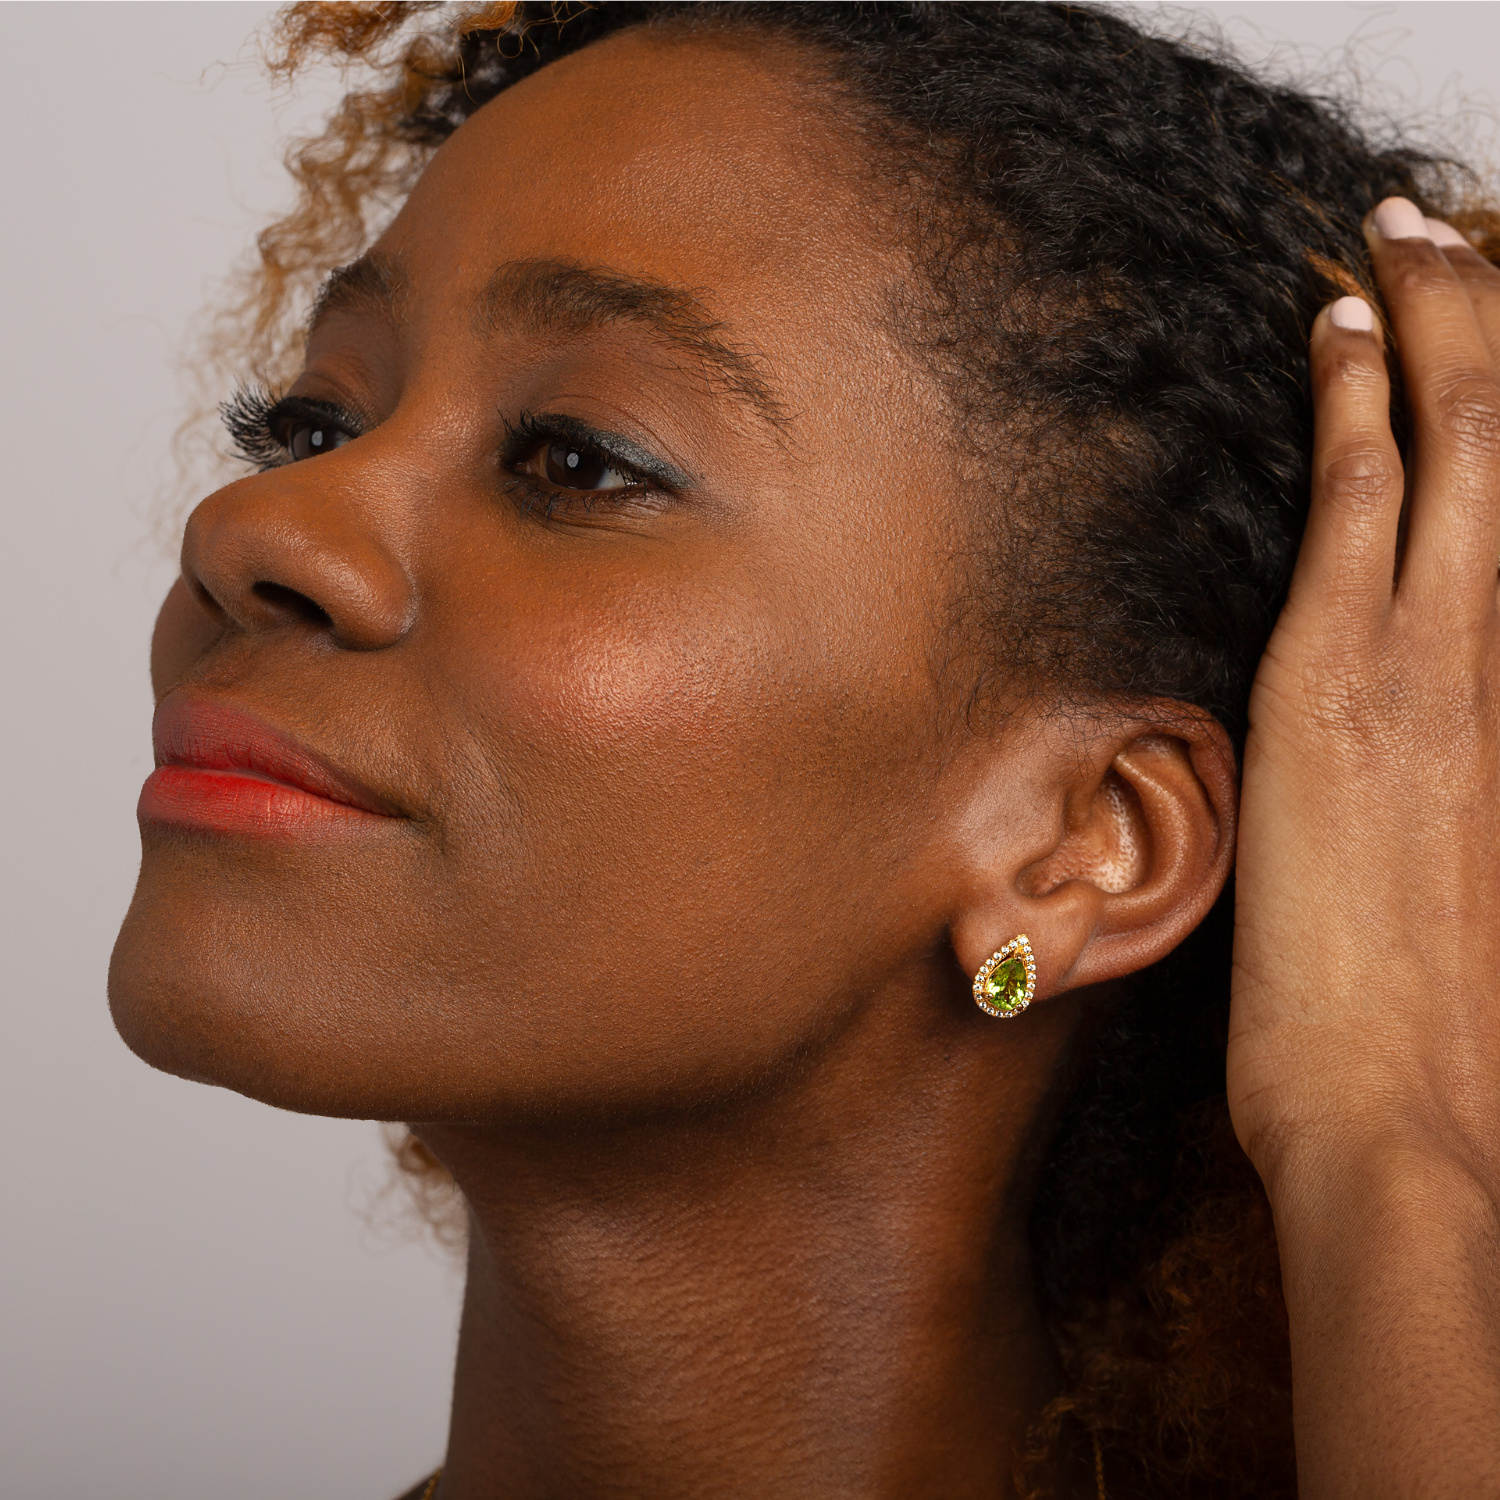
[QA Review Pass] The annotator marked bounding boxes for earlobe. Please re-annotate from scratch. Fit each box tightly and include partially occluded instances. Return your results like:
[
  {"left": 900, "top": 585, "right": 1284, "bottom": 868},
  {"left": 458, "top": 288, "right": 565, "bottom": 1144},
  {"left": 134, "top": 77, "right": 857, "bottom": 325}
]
[{"left": 951, "top": 716, "right": 1237, "bottom": 1009}]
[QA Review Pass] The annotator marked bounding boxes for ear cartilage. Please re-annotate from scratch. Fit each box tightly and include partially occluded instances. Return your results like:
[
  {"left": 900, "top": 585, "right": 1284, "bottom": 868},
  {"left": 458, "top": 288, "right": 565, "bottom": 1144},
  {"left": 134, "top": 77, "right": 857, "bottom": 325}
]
[{"left": 973, "top": 934, "right": 1037, "bottom": 1018}]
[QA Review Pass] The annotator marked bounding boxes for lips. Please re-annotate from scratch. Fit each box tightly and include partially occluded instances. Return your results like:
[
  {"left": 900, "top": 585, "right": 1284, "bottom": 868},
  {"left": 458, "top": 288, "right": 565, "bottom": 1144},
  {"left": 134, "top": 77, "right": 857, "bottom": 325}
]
[{"left": 139, "top": 694, "right": 399, "bottom": 838}]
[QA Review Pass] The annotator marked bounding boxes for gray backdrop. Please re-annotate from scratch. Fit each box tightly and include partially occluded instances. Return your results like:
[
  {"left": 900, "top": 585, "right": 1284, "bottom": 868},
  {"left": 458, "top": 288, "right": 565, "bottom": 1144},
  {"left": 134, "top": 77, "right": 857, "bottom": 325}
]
[{"left": 3, "top": 4, "right": 1497, "bottom": 1497}]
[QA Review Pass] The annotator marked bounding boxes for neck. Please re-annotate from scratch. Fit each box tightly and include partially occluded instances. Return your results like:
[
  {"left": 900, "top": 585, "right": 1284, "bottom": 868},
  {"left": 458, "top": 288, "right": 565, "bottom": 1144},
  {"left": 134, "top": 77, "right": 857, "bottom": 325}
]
[{"left": 421, "top": 993, "right": 1083, "bottom": 1500}]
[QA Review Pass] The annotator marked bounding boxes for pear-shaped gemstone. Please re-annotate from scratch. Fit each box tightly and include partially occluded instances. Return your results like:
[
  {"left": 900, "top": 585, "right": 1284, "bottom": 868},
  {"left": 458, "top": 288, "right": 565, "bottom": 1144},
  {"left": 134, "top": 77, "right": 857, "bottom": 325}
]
[{"left": 984, "top": 954, "right": 1029, "bottom": 1015}]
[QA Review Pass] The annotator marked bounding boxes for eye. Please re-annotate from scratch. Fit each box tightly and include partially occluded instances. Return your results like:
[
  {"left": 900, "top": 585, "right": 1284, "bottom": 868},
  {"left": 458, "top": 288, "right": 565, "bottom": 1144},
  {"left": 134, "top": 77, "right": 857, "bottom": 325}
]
[
  {"left": 220, "top": 386, "right": 365, "bottom": 471},
  {"left": 533, "top": 437, "right": 636, "bottom": 492},
  {"left": 285, "top": 419, "right": 350, "bottom": 463},
  {"left": 499, "top": 411, "right": 692, "bottom": 516}
]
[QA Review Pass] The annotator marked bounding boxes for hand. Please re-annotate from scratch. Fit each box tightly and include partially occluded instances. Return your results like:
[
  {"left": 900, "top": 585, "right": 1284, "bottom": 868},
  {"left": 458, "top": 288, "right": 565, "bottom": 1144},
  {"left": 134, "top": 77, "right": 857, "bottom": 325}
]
[
  {"left": 1229, "top": 197, "right": 1500, "bottom": 1497},
  {"left": 1231, "top": 199, "right": 1500, "bottom": 1188}
]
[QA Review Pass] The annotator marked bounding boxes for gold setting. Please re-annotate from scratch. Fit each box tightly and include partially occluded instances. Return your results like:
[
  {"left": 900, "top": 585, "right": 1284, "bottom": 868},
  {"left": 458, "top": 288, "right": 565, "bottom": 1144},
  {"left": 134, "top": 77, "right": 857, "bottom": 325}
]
[{"left": 972, "top": 933, "right": 1037, "bottom": 1018}]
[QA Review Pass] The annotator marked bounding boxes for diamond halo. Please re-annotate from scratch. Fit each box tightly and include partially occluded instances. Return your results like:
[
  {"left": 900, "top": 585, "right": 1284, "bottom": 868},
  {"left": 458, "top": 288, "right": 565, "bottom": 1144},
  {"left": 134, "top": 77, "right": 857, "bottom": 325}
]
[{"left": 972, "top": 933, "right": 1037, "bottom": 1018}]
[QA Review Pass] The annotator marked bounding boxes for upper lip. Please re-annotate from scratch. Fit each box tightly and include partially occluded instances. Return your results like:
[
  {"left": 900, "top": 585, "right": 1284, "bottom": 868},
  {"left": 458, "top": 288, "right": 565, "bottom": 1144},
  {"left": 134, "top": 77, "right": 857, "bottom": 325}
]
[{"left": 152, "top": 693, "right": 400, "bottom": 817}]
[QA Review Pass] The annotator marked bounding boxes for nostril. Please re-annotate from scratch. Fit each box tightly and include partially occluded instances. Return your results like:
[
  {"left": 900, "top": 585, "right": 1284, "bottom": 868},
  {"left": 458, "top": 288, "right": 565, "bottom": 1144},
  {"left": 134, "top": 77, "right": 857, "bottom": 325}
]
[{"left": 252, "top": 580, "right": 335, "bottom": 629}]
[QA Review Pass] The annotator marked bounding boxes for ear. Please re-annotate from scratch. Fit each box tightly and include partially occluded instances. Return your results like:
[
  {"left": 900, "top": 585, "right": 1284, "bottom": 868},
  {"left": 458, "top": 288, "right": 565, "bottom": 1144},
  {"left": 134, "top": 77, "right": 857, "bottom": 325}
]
[{"left": 948, "top": 712, "right": 1238, "bottom": 1002}]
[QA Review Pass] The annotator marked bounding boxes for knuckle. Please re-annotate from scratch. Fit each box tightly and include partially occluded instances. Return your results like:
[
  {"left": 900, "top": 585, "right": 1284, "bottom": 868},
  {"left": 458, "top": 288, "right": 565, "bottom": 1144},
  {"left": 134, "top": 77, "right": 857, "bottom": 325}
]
[
  {"left": 1318, "top": 445, "right": 1403, "bottom": 509},
  {"left": 1391, "top": 257, "right": 1439, "bottom": 297},
  {"left": 1295, "top": 629, "right": 1493, "bottom": 751},
  {"left": 1389, "top": 243, "right": 1459, "bottom": 295},
  {"left": 1431, "top": 372, "right": 1500, "bottom": 451},
  {"left": 1389, "top": 255, "right": 1453, "bottom": 308}
]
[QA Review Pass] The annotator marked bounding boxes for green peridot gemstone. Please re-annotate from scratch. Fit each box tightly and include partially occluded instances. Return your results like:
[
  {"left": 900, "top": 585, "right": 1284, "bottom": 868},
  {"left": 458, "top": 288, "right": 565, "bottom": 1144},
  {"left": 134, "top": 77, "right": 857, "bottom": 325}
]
[{"left": 984, "top": 955, "right": 1029, "bottom": 1014}]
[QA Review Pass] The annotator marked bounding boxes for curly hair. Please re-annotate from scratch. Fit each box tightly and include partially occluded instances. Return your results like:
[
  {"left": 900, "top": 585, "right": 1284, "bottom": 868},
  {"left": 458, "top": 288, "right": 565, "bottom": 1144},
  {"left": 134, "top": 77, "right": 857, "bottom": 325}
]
[{"left": 209, "top": 4, "right": 1500, "bottom": 1495}]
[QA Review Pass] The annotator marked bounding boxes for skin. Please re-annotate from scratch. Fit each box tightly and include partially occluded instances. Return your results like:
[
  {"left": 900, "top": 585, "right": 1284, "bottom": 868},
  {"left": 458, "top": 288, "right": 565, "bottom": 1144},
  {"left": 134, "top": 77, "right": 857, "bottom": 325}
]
[
  {"left": 1233, "top": 218, "right": 1500, "bottom": 1496},
  {"left": 107, "top": 23, "right": 1500, "bottom": 1500}
]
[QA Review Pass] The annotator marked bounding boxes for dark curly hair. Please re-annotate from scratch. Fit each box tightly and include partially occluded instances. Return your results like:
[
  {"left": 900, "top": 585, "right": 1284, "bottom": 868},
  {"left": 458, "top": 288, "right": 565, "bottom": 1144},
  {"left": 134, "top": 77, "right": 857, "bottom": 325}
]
[{"left": 210, "top": 4, "right": 1500, "bottom": 1494}]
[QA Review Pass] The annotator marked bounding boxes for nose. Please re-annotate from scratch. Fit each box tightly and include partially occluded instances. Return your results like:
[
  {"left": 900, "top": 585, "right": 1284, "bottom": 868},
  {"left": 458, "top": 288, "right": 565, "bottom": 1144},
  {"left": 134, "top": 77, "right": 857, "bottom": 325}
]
[{"left": 181, "top": 465, "right": 415, "bottom": 651}]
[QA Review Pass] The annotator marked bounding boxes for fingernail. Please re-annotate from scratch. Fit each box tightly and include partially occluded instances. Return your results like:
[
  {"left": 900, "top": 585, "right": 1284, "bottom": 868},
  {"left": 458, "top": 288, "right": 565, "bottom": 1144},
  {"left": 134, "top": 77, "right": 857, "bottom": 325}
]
[
  {"left": 1373, "top": 196, "right": 1430, "bottom": 240},
  {"left": 1329, "top": 296, "right": 1375, "bottom": 332},
  {"left": 1425, "top": 216, "right": 1469, "bottom": 248}
]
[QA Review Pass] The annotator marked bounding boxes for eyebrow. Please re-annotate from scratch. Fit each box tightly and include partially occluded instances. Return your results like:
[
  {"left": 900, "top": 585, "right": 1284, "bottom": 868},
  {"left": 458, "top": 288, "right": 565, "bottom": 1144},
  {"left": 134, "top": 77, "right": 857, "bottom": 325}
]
[
  {"left": 307, "top": 251, "right": 788, "bottom": 434},
  {"left": 480, "top": 259, "right": 788, "bottom": 432},
  {"left": 307, "top": 253, "right": 411, "bottom": 332}
]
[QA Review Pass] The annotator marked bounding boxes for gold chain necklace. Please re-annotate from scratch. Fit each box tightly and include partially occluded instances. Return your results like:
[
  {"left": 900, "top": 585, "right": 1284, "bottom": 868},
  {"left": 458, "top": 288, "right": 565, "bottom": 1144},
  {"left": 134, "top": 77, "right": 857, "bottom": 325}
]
[{"left": 418, "top": 1470, "right": 441, "bottom": 1500}]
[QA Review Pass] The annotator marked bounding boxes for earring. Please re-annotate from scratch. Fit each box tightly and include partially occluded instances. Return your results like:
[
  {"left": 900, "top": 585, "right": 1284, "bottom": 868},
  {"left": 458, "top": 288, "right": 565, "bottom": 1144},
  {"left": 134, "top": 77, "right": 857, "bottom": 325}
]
[{"left": 973, "top": 934, "right": 1036, "bottom": 1018}]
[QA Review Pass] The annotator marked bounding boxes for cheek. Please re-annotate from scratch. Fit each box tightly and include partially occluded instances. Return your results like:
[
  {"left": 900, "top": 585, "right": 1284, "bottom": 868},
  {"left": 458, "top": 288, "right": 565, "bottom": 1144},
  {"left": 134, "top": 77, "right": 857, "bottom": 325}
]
[
  {"left": 420, "top": 574, "right": 921, "bottom": 1032},
  {"left": 115, "top": 536, "right": 950, "bottom": 1121},
  {"left": 440, "top": 579, "right": 846, "bottom": 892}
]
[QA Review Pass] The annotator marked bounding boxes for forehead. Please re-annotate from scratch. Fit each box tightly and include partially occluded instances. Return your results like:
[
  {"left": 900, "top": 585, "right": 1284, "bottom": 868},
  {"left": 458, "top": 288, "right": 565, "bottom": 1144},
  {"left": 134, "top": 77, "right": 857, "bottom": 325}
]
[{"left": 374, "top": 26, "right": 902, "bottom": 368}]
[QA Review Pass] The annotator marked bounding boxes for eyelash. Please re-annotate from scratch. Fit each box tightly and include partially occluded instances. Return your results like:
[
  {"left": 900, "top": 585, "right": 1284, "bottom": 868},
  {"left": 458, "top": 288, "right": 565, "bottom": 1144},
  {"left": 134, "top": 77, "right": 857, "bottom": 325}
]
[
  {"left": 499, "top": 410, "right": 659, "bottom": 517},
  {"left": 218, "top": 386, "right": 672, "bottom": 519},
  {"left": 220, "top": 384, "right": 362, "bottom": 470}
]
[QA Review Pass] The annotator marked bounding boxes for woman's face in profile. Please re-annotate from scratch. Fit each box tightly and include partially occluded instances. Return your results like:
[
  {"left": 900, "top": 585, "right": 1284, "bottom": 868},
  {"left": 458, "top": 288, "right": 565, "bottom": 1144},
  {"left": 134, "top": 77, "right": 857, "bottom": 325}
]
[{"left": 110, "top": 28, "right": 1025, "bottom": 1121}]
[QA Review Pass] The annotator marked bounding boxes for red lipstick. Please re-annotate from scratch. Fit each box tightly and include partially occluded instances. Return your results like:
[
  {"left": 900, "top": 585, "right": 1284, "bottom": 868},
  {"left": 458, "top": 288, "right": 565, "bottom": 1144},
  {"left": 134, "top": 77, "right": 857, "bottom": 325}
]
[{"left": 139, "top": 695, "right": 399, "bottom": 839}]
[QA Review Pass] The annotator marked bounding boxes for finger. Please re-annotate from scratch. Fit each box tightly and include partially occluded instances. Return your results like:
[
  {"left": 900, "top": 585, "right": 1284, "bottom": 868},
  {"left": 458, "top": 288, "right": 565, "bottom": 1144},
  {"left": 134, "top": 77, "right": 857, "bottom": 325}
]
[
  {"left": 1425, "top": 216, "right": 1500, "bottom": 370},
  {"left": 1288, "top": 296, "right": 1403, "bottom": 617},
  {"left": 1367, "top": 196, "right": 1500, "bottom": 602}
]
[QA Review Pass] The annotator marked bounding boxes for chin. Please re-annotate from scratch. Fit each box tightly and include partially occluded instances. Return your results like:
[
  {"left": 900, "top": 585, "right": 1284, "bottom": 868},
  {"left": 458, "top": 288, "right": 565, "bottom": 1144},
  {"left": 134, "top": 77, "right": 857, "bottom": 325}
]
[{"left": 108, "top": 837, "right": 431, "bottom": 1119}]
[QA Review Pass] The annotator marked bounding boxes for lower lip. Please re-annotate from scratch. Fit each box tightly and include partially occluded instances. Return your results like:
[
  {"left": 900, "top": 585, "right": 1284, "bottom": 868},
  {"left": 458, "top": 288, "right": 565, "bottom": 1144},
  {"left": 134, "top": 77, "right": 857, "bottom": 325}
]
[{"left": 139, "top": 765, "right": 388, "bottom": 839}]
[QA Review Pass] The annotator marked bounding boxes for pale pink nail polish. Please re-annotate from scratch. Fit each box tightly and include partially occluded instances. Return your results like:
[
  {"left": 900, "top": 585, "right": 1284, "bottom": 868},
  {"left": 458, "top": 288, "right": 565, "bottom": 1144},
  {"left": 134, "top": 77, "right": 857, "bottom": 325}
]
[
  {"left": 1425, "top": 217, "right": 1469, "bottom": 248},
  {"left": 1329, "top": 296, "right": 1375, "bottom": 332},
  {"left": 1373, "top": 197, "right": 1430, "bottom": 240}
]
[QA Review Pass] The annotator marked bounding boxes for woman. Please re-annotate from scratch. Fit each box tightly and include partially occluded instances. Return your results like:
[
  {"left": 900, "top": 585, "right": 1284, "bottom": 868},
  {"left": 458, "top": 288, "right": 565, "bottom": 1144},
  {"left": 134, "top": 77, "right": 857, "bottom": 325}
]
[{"left": 109, "top": 3, "right": 1500, "bottom": 1496}]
